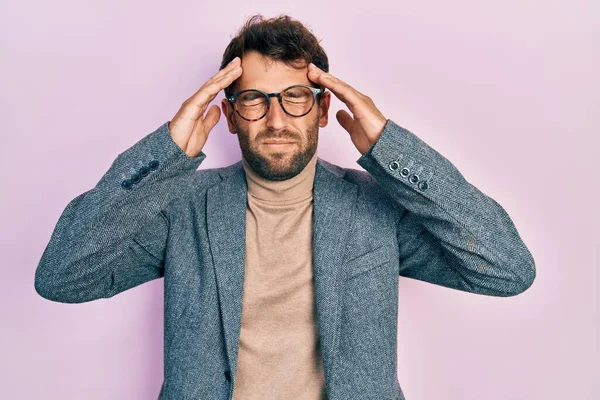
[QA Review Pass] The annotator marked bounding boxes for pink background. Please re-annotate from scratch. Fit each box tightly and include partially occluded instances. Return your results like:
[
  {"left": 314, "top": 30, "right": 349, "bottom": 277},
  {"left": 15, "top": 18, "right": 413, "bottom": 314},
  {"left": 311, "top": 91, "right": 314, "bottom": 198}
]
[{"left": 2, "top": 1, "right": 598, "bottom": 399}]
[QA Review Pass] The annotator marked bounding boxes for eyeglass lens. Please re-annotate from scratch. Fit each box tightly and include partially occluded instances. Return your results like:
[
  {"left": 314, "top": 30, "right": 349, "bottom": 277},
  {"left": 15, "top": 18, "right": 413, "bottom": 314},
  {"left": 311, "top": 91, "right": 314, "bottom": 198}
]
[{"left": 235, "top": 87, "right": 314, "bottom": 120}]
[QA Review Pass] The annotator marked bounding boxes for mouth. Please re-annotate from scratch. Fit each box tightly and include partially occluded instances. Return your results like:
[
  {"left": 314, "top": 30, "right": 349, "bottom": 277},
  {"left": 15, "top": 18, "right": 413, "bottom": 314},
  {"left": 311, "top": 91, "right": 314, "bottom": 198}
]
[{"left": 263, "top": 141, "right": 296, "bottom": 146}]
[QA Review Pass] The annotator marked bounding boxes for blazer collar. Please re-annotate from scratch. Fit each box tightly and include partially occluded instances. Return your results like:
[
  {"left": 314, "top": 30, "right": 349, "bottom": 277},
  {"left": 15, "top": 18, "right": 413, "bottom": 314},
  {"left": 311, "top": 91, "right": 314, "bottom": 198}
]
[{"left": 206, "top": 157, "right": 358, "bottom": 387}]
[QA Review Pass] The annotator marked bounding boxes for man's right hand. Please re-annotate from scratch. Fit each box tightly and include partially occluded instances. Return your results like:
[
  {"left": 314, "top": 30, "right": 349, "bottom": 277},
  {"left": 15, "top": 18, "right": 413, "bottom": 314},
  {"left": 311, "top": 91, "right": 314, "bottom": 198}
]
[{"left": 168, "top": 56, "right": 242, "bottom": 158}]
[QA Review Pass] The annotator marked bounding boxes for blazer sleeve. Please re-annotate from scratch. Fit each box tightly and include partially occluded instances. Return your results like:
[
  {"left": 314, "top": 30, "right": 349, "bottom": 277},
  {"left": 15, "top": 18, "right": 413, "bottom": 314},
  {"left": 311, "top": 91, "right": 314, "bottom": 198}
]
[
  {"left": 34, "top": 121, "right": 207, "bottom": 304},
  {"left": 356, "top": 119, "right": 536, "bottom": 297}
]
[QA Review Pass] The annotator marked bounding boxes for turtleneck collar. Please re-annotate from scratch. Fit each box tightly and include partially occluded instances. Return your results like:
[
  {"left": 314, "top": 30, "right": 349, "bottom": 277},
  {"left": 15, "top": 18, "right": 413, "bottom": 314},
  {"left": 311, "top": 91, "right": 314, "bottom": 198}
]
[{"left": 241, "top": 151, "right": 318, "bottom": 203}]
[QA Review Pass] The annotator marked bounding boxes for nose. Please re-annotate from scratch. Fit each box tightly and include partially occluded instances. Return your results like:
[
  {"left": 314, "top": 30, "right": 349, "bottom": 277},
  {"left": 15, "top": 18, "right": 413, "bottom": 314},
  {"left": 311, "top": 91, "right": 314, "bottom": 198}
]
[{"left": 265, "top": 96, "right": 288, "bottom": 131}]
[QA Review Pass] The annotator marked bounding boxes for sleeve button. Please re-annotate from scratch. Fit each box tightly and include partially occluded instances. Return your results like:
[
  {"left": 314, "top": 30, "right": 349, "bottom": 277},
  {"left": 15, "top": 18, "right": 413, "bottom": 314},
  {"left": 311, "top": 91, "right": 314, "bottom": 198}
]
[
  {"left": 121, "top": 179, "right": 133, "bottom": 190},
  {"left": 131, "top": 173, "right": 142, "bottom": 183},
  {"left": 388, "top": 161, "right": 400, "bottom": 171},
  {"left": 149, "top": 160, "right": 159, "bottom": 170},
  {"left": 409, "top": 174, "right": 419, "bottom": 183},
  {"left": 139, "top": 166, "right": 150, "bottom": 177},
  {"left": 418, "top": 181, "right": 429, "bottom": 191},
  {"left": 400, "top": 167, "right": 410, "bottom": 177}
]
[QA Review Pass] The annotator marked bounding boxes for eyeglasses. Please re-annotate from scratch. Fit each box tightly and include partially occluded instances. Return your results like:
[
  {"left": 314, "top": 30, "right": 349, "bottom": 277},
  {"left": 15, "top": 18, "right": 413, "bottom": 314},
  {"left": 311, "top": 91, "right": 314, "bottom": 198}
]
[{"left": 226, "top": 84, "right": 324, "bottom": 121}]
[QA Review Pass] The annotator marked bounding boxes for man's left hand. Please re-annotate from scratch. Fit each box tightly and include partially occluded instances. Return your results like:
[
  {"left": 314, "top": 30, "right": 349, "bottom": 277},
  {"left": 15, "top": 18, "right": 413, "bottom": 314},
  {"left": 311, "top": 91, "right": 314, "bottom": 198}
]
[{"left": 308, "top": 63, "right": 388, "bottom": 155}]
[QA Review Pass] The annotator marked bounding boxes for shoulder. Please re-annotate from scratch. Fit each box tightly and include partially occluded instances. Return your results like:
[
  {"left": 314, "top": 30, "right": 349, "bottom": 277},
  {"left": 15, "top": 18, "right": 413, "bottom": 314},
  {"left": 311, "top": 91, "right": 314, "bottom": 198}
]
[
  {"left": 318, "top": 157, "right": 404, "bottom": 228},
  {"left": 190, "top": 157, "right": 391, "bottom": 202},
  {"left": 317, "top": 157, "right": 399, "bottom": 205},
  {"left": 189, "top": 160, "right": 238, "bottom": 186}
]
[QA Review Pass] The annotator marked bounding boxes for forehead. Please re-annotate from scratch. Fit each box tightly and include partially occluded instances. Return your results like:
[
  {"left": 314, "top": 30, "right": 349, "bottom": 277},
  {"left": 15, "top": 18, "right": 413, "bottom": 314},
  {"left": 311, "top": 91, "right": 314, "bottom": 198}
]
[{"left": 236, "top": 51, "right": 313, "bottom": 92}]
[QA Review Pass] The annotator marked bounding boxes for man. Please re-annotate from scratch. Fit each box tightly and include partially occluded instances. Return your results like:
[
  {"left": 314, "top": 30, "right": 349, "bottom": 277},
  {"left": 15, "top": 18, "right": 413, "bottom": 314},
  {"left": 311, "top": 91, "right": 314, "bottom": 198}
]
[{"left": 34, "top": 14, "right": 536, "bottom": 400}]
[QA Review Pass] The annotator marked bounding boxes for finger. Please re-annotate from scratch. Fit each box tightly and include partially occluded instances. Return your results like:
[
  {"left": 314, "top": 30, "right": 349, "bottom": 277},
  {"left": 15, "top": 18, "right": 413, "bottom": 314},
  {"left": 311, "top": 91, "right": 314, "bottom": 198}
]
[
  {"left": 183, "top": 64, "right": 242, "bottom": 121},
  {"left": 199, "top": 57, "right": 241, "bottom": 97},
  {"left": 186, "top": 105, "right": 219, "bottom": 155},
  {"left": 308, "top": 69, "right": 362, "bottom": 110},
  {"left": 199, "top": 57, "right": 241, "bottom": 94},
  {"left": 190, "top": 59, "right": 241, "bottom": 106},
  {"left": 336, "top": 109, "right": 370, "bottom": 154},
  {"left": 336, "top": 109, "right": 354, "bottom": 134},
  {"left": 202, "top": 104, "right": 221, "bottom": 133}
]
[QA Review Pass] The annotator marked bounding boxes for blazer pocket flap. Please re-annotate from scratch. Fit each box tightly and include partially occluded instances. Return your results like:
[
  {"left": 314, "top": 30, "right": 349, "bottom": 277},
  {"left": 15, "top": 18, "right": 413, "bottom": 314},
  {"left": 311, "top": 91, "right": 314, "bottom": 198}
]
[{"left": 343, "top": 244, "right": 394, "bottom": 281}]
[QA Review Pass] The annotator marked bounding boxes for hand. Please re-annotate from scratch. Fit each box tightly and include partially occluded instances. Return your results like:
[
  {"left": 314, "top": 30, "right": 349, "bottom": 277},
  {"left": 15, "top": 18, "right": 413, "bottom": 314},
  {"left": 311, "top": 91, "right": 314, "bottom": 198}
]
[
  {"left": 307, "top": 63, "right": 387, "bottom": 155},
  {"left": 169, "top": 57, "right": 243, "bottom": 158}
]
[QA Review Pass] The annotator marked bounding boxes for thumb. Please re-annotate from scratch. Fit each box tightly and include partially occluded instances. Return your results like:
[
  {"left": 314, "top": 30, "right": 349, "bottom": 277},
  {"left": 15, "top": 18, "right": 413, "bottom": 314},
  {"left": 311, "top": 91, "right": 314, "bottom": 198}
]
[
  {"left": 336, "top": 109, "right": 354, "bottom": 134},
  {"left": 203, "top": 105, "right": 221, "bottom": 133}
]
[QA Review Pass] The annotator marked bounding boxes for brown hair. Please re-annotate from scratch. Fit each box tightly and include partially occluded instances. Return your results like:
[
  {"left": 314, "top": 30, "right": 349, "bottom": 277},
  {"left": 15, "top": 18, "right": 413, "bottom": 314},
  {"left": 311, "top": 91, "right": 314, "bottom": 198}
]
[{"left": 220, "top": 14, "right": 329, "bottom": 103}]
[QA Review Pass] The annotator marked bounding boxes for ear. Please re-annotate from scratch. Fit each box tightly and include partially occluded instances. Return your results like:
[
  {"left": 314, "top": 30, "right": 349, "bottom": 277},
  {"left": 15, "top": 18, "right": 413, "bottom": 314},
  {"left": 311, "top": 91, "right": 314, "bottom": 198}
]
[
  {"left": 317, "top": 91, "right": 331, "bottom": 128},
  {"left": 221, "top": 98, "right": 237, "bottom": 134}
]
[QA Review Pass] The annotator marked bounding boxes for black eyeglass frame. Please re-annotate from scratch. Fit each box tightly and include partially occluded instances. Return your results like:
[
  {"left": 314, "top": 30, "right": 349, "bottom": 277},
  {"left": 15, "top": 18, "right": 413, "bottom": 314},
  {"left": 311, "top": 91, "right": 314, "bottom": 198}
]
[{"left": 226, "top": 84, "right": 325, "bottom": 121}]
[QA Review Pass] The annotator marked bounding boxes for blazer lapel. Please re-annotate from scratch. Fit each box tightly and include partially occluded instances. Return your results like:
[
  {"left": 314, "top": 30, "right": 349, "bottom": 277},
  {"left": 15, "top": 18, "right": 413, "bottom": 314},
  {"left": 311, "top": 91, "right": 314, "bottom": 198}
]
[
  {"left": 206, "top": 161, "right": 248, "bottom": 377},
  {"left": 206, "top": 157, "right": 358, "bottom": 384},
  {"left": 311, "top": 158, "right": 359, "bottom": 384}
]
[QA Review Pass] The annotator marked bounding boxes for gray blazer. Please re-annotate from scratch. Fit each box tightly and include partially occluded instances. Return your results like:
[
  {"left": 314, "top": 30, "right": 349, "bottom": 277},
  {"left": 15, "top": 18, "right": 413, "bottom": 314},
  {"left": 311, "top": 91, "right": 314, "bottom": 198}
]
[{"left": 34, "top": 119, "right": 536, "bottom": 400}]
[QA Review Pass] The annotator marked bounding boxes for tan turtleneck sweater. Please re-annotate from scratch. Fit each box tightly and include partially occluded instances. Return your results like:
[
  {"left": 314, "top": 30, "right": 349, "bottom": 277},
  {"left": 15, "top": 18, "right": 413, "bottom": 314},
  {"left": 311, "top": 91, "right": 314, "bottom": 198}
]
[{"left": 232, "top": 151, "right": 326, "bottom": 400}]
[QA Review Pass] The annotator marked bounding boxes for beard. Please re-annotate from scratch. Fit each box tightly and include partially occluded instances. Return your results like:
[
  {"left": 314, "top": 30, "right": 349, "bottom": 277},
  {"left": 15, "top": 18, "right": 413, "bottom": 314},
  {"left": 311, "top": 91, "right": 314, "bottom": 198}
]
[{"left": 234, "top": 110, "right": 320, "bottom": 181}]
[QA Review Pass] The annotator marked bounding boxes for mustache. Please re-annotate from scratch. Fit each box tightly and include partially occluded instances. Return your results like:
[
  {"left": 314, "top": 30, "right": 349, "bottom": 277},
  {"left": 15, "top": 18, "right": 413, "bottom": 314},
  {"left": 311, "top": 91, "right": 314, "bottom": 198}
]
[{"left": 259, "top": 130, "right": 299, "bottom": 141}]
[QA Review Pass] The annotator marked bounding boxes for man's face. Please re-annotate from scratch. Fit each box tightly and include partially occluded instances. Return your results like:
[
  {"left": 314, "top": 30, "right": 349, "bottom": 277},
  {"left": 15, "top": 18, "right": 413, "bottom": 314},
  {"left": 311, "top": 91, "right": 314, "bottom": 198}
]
[{"left": 221, "top": 51, "right": 331, "bottom": 181}]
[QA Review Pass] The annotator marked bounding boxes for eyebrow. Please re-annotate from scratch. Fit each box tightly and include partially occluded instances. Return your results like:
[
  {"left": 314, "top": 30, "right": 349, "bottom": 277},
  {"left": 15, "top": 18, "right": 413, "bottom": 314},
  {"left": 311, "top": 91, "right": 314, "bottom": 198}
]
[{"left": 238, "top": 84, "right": 318, "bottom": 93}]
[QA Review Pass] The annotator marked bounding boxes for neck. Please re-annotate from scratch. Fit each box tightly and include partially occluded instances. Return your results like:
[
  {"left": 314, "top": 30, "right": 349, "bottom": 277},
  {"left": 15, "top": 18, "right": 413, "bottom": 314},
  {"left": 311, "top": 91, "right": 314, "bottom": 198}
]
[{"left": 241, "top": 152, "right": 318, "bottom": 203}]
